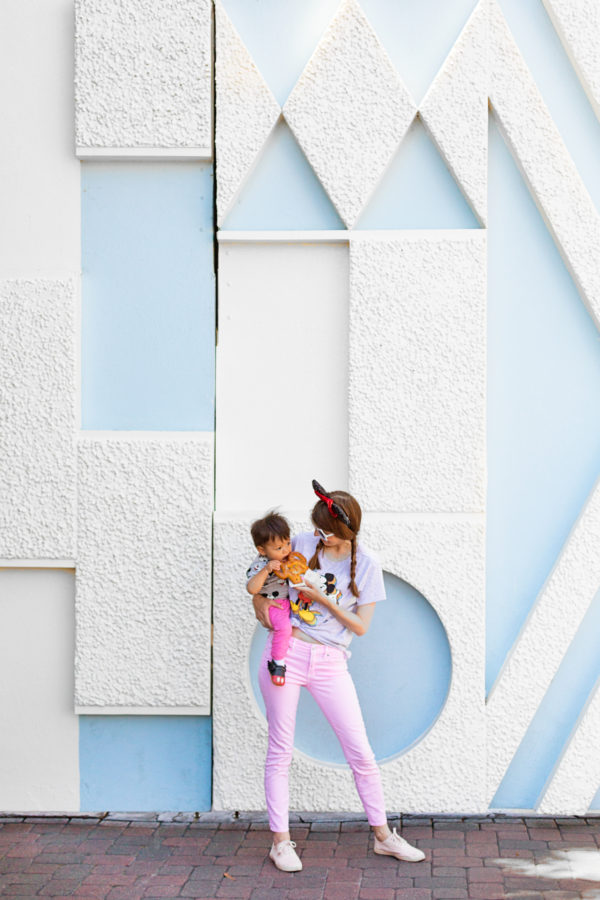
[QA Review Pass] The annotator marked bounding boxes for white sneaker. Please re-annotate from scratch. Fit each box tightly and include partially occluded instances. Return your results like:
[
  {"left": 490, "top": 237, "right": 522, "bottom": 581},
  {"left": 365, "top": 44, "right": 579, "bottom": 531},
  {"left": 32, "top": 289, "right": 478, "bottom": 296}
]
[
  {"left": 269, "top": 839, "right": 303, "bottom": 872},
  {"left": 373, "top": 827, "right": 426, "bottom": 862}
]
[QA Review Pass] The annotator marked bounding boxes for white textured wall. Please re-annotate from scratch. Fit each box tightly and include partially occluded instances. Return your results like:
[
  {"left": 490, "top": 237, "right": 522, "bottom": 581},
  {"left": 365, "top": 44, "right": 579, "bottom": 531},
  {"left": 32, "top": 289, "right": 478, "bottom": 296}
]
[
  {"left": 75, "top": 435, "right": 214, "bottom": 712},
  {"left": 0, "top": 280, "right": 77, "bottom": 559},
  {"left": 349, "top": 233, "right": 486, "bottom": 512},
  {"left": 283, "top": 0, "right": 416, "bottom": 227},
  {"left": 75, "top": 0, "right": 212, "bottom": 154},
  {"left": 0, "top": 569, "right": 79, "bottom": 811}
]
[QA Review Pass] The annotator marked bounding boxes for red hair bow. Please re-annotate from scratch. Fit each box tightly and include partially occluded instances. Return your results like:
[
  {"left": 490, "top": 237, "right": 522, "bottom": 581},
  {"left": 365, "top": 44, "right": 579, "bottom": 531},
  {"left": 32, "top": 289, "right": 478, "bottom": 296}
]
[{"left": 312, "top": 479, "right": 351, "bottom": 528}]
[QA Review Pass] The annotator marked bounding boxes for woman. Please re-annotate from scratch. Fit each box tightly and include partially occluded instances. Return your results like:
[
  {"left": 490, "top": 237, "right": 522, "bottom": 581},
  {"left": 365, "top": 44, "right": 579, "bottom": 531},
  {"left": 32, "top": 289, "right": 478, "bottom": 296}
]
[{"left": 252, "top": 480, "right": 426, "bottom": 872}]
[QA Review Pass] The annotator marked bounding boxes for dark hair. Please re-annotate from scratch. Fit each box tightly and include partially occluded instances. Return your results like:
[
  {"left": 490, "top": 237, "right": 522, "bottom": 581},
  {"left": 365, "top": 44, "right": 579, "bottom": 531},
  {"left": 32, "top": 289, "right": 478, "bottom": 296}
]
[
  {"left": 250, "top": 511, "right": 291, "bottom": 549},
  {"left": 309, "top": 490, "right": 362, "bottom": 597}
]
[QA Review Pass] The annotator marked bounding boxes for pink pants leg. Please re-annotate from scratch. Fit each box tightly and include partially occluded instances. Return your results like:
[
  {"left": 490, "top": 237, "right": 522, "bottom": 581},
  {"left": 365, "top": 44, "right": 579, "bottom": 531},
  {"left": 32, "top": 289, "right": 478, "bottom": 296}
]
[
  {"left": 267, "top": 599, "right": 292, "bottom": 660},
  {"left": 258, "top": 635, "right": 387, "bottom": 832}
]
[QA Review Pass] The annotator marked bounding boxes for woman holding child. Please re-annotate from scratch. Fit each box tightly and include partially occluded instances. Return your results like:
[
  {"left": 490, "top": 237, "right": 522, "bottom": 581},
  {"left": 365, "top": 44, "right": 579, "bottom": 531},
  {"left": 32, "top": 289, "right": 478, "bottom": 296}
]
[{"left": 249, "top": 480, "right": 426, "bottom": 872}]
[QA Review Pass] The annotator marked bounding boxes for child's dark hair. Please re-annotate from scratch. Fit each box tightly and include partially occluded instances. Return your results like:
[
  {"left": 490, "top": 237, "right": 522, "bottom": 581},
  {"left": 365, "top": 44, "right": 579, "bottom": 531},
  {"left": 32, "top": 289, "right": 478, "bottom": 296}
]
[
  {"left": 309, "top": 490, "right": 362, "bottom": 598},
  {"left": 251, "top": 511, "right": 291, "bottom": 548}
]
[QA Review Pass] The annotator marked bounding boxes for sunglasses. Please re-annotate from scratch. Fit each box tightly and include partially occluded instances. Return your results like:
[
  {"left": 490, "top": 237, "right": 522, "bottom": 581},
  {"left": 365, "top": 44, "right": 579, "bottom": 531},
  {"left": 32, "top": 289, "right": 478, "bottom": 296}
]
[{"left": 316, "top": 527, "right": 334, "bottom": 540}]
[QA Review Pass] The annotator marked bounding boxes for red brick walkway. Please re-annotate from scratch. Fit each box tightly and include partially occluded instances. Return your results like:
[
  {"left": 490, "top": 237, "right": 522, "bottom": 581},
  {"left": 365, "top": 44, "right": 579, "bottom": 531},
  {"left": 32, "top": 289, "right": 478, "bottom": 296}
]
[{"left": 1, "top": 813, "right": 599, "bottom": 899}]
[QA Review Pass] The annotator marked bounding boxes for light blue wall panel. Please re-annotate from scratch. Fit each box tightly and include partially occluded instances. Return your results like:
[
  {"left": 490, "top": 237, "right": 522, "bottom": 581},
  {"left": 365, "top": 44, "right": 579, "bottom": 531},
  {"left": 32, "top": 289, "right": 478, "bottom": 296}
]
[
  {"left": 221, "top": 0, "right": 477, "bottom": 107},
  {"left": 360, "top": 0, "right": 477, "bottom": 103},
  {"left": 221, "top": 0, "right": 342, "bottom": 105},
  {"left": 222, "top": 119, "right": 344, "bottom": 230},
  {"left": 249, "top": 573, "right": 451, "bottom": 764},
  {"left": 487, "top": 117, "right": 600, "bottom": 697},
  {"left": 81, "top": 162, "right": 215, "bottom": 430},
  {"left": 356, "top": 118, "right": 478, "bottom": 229},
  {"left": 79, "top": 716, "right": 212, "bottom": 811},
  {"left": 497, "top": 0, "right": 600, "bottom": 214},
  {"left": 491, "top": 588, "right": 600, "bottom": 809}
]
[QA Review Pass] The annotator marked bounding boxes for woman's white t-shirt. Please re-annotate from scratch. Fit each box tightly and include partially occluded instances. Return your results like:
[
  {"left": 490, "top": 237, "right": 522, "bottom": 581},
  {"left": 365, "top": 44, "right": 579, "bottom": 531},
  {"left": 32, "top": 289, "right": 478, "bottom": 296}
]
[{"left": 290, "top": 532, "right": 385, "bottom": 653}]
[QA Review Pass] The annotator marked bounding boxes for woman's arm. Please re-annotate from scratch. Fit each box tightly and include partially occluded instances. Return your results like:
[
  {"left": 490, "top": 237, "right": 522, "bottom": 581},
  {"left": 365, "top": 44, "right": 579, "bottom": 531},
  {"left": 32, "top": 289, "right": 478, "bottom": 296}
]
[
  {"left": 297, "top": 583, "right": 376, "bottom": 636},
  {"left": 246, "top": 559, "right": 280, "bottom": 595}
]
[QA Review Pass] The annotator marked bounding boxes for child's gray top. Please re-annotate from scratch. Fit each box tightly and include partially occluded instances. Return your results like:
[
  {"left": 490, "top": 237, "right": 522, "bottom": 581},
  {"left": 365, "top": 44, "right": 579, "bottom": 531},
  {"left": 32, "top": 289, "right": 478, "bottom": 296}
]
[{"left": 246, "top": 555, "right": 289, "bottom": 601}]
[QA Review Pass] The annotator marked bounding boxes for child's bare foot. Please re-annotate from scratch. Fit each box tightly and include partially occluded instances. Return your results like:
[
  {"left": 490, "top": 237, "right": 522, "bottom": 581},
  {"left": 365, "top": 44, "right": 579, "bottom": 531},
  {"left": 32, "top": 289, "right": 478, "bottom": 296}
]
[{"left": 267, "top": 659, "right": 286, "bottom": 686}]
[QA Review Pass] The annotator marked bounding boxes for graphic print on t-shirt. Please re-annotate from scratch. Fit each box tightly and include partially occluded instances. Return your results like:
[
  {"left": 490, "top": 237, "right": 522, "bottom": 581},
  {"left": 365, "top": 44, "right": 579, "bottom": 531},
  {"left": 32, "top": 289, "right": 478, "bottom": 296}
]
[{"left": 291, "top": 571, "right": 342, "bottom": 626}]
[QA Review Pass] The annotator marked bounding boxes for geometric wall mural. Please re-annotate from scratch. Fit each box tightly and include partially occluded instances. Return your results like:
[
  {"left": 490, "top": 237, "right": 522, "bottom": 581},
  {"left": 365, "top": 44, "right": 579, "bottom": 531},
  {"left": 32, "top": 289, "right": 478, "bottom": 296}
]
[
  {"left": 2, "top": 0, "right": 600, "bottom": 813},
  {"left": 213, "top": 0, "right": 600, "bottom": 815}
]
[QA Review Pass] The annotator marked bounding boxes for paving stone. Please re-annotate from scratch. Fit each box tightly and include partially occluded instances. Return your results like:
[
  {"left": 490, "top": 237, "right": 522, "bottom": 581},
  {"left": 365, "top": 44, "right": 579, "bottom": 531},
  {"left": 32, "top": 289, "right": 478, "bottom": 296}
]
[
  {"left": 287, "top": 890, "right": 324, "bottom": 900},
  {"left": 394, "top": 890, "right": 433, "bottom": 899},
  {"left": 466, "top": 867, "right": 503, "bottom": 882},
  {"left": 432, "top": 890, "right": 467, "bottom": 899},
  {"left": 359, "top": 890, "right": 395, "bottom": 899},
  {"left": 468, "top": 888, "right": 505, "bottom": 899},
  {"left": 415, "top": 876, "right": 467, "bottom": 889}
]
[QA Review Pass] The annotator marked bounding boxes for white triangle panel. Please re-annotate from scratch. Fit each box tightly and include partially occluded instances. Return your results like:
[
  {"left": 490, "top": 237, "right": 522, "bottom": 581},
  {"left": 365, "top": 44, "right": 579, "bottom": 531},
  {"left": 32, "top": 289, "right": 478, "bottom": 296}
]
[
  {"left": 215, "top": 1, "right": 281, "bottom": 224},
  {"left": 420, "top": 0, "right": 488, "bottom": 226},
  {"left": 283, "top": 0, "right": 417, "bottom": 228}
]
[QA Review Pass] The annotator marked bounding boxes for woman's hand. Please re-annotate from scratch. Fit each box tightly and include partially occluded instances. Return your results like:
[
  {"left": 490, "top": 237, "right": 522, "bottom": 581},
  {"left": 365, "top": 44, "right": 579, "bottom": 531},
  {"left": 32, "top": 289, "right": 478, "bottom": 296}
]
[
  {"left": 252, "top": 593, "right": 283, "bottom": 628},
  {"left": 296, "top": 582, "right": 332, "bottom": 609}
]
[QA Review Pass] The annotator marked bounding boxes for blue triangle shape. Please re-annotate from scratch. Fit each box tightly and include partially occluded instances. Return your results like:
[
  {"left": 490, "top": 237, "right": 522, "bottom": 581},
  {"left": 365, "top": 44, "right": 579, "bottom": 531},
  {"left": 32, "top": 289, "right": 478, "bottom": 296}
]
[
  {"left": 220, "top": 0, "right": 341, "bottom": 105},
  {"left": 221, "top": 118, "right": 345, "bottom": 230},
  {"left": 356, "top": 116, "right": 479, "bottom": 229},
  {"left": 359, "top": 0, "right": 478, "bottom": 103}
]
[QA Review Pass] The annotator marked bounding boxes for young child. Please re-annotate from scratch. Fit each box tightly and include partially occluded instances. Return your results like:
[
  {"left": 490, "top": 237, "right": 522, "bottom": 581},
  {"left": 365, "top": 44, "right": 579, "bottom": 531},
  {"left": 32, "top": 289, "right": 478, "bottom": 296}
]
[{"left": 246, "top": 512, "right": 292, "bottom": 686}]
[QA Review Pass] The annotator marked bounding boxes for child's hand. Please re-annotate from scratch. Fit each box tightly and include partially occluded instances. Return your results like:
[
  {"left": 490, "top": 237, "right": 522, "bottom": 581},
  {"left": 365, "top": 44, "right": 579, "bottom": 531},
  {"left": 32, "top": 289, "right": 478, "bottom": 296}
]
[{"left": 267, "top": 560, "right": 282, "bottom": 573}]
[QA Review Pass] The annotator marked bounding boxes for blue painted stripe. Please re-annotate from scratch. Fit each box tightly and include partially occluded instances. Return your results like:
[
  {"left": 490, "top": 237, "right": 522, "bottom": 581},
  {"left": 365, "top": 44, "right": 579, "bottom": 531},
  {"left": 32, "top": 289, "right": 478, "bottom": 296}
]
[
  {"left": 81, "top": 162, "right": 215, "bottom": 430},
  {"left": 486, "top": 116, "right": 600, "bottom": 694},
  {"left": 497, "top": 0, "right": 600, "bottom": 216},
  {"left": 491, "top": 589, "right": 600, "bottom": 809},
  {"left": 79, "top": 716, "right": 212, "bottom": 811}
]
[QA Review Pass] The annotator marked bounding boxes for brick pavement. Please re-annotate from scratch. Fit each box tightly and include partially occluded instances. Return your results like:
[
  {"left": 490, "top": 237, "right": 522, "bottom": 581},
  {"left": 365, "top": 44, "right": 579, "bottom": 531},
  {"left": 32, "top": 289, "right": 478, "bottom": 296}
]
[{"left": 0, "top": 812, "right": 599, "bottom": 899}]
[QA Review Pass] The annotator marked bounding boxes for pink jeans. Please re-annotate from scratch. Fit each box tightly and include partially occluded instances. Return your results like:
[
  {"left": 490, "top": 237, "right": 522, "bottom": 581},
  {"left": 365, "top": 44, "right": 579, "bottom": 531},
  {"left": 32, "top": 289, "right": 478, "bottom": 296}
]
[
  {"left": 267, "top": 598, "right": 292, "bottom": 660},
  {"left": 258, "top": 633, "right": 387, "bottom": 832}
]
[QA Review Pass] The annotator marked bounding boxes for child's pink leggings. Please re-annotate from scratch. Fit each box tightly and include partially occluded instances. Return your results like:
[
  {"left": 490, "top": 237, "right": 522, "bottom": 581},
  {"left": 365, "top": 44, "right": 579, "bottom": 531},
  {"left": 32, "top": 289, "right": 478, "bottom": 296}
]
[
  {"left": 267, "top": 599, "right": 292, "bottom": 660},
  {"left": 258, "top": 633, "right": 387, "bottom": 833}
]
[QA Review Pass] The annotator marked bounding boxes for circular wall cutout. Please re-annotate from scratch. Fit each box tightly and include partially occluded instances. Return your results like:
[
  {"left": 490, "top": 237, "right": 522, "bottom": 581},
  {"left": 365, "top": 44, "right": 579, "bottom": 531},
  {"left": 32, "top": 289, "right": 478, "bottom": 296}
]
[{"left": 249, "top": 571, "right": 451, "bottom": 764}]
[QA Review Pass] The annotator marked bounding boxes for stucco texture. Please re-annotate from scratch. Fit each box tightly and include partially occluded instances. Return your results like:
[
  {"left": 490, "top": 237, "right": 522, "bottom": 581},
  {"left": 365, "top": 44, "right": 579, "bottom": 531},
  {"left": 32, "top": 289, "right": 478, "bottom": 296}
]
[
  {"left": 283, "top": 0, "right": 416, "bottom": 227},
  {"left": 0, "top": 278, "right": 76, "bottom": 559},
  {"left": 75, "top": 435, "right": 214, "bottom": 710},
  {"left": 75, "top": 0, "right": 212, "bottom": 149},
  {"left": 215, "top": 1, "right": 280, "bottom": 224},
  {"left": 349, "top": 234, "right": 486, "bottom": 513},
  {"left": 420, "top": 0, "right": 488, "bottom": 225},
  {"left": 490, "top": 0, "right": 600, "bottom": 329}
]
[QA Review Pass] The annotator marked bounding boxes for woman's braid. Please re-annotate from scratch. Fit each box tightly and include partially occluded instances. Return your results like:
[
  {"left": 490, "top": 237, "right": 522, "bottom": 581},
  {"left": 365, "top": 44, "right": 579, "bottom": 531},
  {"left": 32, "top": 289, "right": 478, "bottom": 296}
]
[
  {"left": 349, "top": 535, "right": 359, "bottom": 598},
  {"left": 309, "top": 539, "right": 324, "bottom": 570}
]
